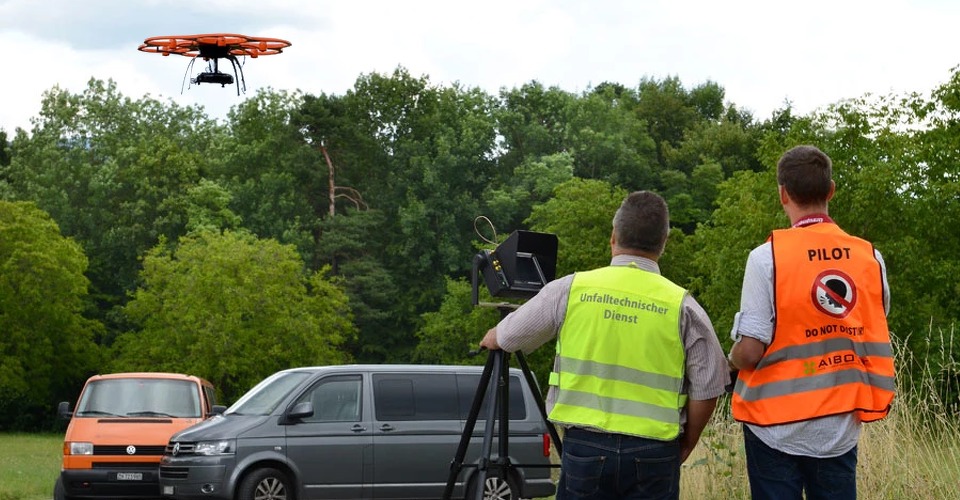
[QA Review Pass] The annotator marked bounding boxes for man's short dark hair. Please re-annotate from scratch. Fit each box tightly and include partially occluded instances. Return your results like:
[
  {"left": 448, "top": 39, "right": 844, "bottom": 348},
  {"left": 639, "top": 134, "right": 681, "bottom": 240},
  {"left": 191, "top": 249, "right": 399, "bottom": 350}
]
[
  {"left": 777, "top": 145, "right": 833, "bottom": 207},
  {"left": 613, "top": 191, "right": 669, "bottom": 255}
]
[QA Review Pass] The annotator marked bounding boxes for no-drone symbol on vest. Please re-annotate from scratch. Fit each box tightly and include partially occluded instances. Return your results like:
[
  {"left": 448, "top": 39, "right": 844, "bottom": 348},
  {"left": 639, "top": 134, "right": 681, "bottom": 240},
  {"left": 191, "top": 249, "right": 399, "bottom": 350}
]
[{"left": 811, "top": 269, "right": 858, "bottom": 319}]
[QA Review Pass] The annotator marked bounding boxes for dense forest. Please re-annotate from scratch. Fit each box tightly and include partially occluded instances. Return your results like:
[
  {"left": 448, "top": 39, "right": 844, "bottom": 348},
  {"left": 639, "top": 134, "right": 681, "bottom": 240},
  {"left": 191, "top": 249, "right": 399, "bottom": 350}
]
[{"left": 1, "top": 66, "right": 958, "bottom": 430}]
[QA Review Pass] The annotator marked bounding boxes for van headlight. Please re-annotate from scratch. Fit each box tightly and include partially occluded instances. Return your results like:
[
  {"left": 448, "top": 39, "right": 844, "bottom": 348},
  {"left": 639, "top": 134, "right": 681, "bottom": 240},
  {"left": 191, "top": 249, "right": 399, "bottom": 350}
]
[
  {"left": 194, "top": 440, "right": 234, "bottom": 455},
  {"left": 68, "top": 442, "right": 94, "bottom": 455}
]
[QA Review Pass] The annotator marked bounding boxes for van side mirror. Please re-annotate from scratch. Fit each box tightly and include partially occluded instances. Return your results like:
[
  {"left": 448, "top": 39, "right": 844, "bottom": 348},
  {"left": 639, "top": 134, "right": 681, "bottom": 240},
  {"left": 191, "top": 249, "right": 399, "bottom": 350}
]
[
  {"left": 57, "top": 401, "right": 72, "bottom": 420},
  {"left": 210, "top": 405, "right": 227, "bottom": 416},
  {"left": 280, "top": 401, "right": 313, "bottom": 425}
]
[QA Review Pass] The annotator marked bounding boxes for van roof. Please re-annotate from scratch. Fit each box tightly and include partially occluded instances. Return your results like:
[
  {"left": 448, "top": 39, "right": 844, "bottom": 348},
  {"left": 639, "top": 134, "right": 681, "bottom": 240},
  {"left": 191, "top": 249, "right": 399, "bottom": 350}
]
[
  {"left": 86, "top": 372, "right": 209, "bottom": 383},
  {"left": 275, "top": 364, "right": 524, "bottom": 375}
]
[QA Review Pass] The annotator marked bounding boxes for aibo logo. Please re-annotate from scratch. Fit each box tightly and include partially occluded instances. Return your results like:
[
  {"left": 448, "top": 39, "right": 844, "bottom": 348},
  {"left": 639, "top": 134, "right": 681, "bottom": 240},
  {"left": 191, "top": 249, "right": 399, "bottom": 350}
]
[{"left": 818, "top": 353, "right": 861, "bottom": 369}]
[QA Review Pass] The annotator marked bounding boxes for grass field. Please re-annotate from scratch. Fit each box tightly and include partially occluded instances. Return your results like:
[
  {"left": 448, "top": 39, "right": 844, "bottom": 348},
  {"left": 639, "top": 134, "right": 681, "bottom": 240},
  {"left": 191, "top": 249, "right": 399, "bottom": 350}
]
[
  {"left": 4, "top": 402, "right": 958, "bottom": 500},
  {"left": 0, "top": 433, "right": 60, "bottom": 500}
]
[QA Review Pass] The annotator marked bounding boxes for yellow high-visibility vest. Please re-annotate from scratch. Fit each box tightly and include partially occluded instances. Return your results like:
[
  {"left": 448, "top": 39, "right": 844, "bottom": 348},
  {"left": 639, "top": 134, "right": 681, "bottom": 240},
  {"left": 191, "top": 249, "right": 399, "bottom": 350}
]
[{"left": 548, "top": 265, "right": 687, "bottom": 439}]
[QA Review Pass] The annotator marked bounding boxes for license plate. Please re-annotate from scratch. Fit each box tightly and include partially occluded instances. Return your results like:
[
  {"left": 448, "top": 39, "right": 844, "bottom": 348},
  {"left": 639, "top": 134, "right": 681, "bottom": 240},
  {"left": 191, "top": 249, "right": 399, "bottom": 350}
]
[
  {"left": 117, "top": 472, "right": 143, "bottom": 481},
  {"left": 163, "top": 485, "right": 175, "bottom": 495}
]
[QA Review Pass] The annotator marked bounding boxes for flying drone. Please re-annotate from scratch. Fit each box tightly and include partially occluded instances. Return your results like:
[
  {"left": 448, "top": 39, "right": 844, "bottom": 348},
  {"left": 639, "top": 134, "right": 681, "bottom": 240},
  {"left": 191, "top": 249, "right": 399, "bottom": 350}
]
[{"left": 138, "top": 33, "right": 291, "bottom": 95}]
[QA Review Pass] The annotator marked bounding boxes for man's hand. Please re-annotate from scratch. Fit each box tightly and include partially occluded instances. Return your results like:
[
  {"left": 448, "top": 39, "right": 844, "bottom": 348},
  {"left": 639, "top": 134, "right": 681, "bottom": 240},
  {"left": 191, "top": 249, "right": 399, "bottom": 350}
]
[
  {"left": 479, "top": 327, "right": 501, "bottom": 351},
  {"left": 680, "top": 398, "right": 718, "bottom": 464}
]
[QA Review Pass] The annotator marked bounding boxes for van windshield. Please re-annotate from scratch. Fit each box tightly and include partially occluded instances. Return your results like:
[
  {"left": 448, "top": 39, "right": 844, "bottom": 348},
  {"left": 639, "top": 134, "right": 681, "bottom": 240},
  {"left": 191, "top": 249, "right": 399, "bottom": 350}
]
[
  {"left": 76, "top": 378, "right": 201, "bottom": 418},
  {"left": 226, "top": 371, "right": 312, "bottom": 416}
]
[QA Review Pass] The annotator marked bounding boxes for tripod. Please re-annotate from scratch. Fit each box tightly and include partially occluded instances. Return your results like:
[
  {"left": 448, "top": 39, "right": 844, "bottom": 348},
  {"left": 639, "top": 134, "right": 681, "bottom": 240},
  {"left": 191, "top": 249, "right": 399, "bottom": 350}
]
[{"left": 442, "top": 341, "right": 562, "bottom": 500}]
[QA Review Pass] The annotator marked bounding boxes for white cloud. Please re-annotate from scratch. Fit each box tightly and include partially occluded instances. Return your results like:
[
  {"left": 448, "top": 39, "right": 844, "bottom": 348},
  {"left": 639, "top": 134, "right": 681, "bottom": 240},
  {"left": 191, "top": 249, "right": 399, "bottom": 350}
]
[{"left": 2, "top": 0, "right": 959, "bottom": 133}]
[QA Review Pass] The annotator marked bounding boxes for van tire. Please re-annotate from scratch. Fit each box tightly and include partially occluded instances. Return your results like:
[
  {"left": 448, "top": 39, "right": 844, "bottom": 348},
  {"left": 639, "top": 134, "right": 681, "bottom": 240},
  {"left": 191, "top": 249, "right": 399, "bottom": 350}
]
[
  {"left": 53, "top": 476, "right": 71, "bottom": 500},
  {"left": 238, "top": 467, "right": 294, "bottom": 500},
  {"left": 469, "top": 472, "right": 520, "bottom": 500}
]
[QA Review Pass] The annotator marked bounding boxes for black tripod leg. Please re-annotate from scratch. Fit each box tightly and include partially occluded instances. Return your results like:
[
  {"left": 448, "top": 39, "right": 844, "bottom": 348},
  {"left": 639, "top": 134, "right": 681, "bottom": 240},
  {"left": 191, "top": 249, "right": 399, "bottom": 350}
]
[
  {"left": 497, "top": 351, "right": 510, "bottom": 471},
  {"left": 443, "top": 350, "right": 498, "bottom": 500},
  {"left": 473, "top": 350, "right": 504, "bottom": 500},
  {"left": 516, "top": 351, "right": 562, "bottom": 456}
]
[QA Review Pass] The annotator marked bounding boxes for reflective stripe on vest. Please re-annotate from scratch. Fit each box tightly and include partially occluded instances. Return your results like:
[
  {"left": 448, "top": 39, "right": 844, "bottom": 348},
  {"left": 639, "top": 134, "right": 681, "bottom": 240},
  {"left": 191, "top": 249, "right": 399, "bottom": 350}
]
[
  {"left": 548, "top": 265, "right": 686, "bottom": 439},
  {"left": 732, "top": 224, "right": 895, "bottom": 425}
]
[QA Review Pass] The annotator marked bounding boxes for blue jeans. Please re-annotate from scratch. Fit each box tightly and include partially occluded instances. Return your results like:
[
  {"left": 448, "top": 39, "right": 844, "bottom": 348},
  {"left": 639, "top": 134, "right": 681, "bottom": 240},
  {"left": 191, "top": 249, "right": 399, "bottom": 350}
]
[
  {"left": 743, "top": 425, "right": 857, "bottom": 500},
  {"left": 557, "top": 427, "right": 680, "bottom": 500}
]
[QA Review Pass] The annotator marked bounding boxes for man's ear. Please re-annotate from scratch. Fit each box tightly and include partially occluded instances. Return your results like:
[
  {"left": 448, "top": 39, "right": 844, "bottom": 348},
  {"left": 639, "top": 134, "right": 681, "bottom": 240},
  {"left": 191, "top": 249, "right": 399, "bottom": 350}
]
[
  {"left": 826, "top": 180, "right": 836, "bottom": 202},
  {"left": 779, "top": 185, "right": 790, "bottom": 206}
]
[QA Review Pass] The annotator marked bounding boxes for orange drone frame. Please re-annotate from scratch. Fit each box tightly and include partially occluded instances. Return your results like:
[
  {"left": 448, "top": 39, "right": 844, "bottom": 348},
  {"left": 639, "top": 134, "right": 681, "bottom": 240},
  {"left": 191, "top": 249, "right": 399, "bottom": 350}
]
[{"left": 138, "top": 33, "right": 291, "bottom": 95}]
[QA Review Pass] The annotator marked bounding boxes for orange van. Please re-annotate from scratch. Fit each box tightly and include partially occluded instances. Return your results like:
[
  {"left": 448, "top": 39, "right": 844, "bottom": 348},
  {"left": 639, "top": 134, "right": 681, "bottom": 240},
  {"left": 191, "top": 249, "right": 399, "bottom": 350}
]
[{"left": 54, "top": 372, "right": 223, "bottom": 500}]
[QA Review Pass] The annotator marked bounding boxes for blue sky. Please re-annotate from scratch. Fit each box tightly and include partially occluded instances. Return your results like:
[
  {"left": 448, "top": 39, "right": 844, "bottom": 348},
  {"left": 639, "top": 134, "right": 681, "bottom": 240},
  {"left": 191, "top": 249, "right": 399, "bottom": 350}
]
[{"left": 2, "top": 0, "right": 959, "bottom": 133}]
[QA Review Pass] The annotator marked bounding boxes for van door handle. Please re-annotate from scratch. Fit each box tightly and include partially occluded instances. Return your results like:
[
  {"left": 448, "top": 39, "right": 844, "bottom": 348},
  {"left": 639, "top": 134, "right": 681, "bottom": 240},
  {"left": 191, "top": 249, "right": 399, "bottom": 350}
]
[
  {"left": 379, "top": 424, "right": 395, "bottom": 432},
  {"left": 351, "top": 424, "right": 366, "bottom": 432}
]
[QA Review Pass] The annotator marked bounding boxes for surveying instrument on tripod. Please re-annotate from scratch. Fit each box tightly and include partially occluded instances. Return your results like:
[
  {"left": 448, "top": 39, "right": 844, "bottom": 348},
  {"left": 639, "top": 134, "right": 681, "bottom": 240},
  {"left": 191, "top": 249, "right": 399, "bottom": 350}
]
[{"left": 442, "top": 229, "right": 563, "bottom": 500}]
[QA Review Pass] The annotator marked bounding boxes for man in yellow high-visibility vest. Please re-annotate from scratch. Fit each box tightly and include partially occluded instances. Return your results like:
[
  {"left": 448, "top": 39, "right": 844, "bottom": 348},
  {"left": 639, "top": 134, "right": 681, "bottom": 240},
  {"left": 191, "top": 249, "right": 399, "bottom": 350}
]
[{"left": 480, "top": 191, "right": 728, "bottom": 500}]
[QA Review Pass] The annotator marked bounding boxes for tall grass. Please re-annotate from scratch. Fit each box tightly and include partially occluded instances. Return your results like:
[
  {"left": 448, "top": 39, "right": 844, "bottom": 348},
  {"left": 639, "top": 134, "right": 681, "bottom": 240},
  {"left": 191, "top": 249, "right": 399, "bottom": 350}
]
[
  {"left": 681, "top": 326, "right": 960, "bottom": 499},
  {"left": 0, "top": 433, "right": 60, "bottom": 500}
]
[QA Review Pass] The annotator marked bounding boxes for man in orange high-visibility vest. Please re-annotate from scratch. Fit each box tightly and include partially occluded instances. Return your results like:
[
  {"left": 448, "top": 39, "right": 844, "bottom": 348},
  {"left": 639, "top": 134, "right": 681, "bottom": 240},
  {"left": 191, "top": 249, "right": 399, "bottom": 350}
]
[{"left": 729, "top": 145, "right": 894, "bottom": 500}]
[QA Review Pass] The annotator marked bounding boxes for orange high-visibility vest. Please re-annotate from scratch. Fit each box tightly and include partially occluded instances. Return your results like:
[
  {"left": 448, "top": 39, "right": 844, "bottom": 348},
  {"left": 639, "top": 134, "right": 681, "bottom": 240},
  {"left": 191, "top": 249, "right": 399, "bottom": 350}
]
[{"left": 732, "top": 223, "right": 895, "bottom": 426}]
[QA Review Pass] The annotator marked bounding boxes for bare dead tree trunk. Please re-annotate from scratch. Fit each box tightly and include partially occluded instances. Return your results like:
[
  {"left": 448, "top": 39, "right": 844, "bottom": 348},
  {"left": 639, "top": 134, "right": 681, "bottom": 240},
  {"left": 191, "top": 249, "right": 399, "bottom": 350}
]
[{"left": 321, "top": 144, "right": 336, "bottom": 217}]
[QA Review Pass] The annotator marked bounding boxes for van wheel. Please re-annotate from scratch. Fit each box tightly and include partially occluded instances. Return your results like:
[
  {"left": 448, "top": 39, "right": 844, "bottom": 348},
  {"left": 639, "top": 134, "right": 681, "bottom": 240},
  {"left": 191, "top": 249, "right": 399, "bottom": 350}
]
[
  {"left": 469, "top": 472, "right": 520, "bottom": 500},
  {"left": 54, "top": 476, "right": 72, "bottom": 500},
  {"left": 238, "top": 467, "right": 293, "bottom": 500}
]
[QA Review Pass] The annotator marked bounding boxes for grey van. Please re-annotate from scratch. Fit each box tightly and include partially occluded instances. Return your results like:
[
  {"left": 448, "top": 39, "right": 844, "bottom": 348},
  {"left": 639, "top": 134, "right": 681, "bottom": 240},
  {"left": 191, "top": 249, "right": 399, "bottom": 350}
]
[{"left": 158, "top": 364, "right": 557, "bottom": 500}]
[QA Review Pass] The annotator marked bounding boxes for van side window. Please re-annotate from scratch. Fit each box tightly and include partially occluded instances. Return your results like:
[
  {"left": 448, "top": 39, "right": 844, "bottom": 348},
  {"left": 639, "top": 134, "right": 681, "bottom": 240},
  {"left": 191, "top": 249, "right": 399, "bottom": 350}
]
[
  {"left": 373, "top": 374, "right": 459, "bottom": 421},
  {"left": 295, "top": 375, "right": 362, "bottom": 422},
  {"left": 203, "top": 385, "right": 217, "bottom": 412},
  {"left": 456, "top": 374, "right": 528, "bottom": 420}
]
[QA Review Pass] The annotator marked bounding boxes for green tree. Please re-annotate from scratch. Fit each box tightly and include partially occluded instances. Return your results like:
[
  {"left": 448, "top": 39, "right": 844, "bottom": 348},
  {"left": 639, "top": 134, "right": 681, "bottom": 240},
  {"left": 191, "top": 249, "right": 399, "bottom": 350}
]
[
  {"left": 182, "top": 179, "right": 243, "bottom": 232},
  {"left": 414, "top": 278, "right": 501, "bottom": 365},
  {"left": 216, "top": 88, "right": 320, "bottom": 263},
  {"left": 635, "top": 76, "right": 701, "bottom": 168},
  {"left": 414, "top": 278, "right": 558, "bottom": 394},
  {"left": 326, "top": 68, "right": 501, "bottom": 361},
  {"left": 0, "top": 129, "right": 10, "bottom": 167},
  {"left": 313, "top": 209, "right": 400, "bottom": 362},
  {"left": 0, "top": 201, "right": 101, "bottom": 429},
  {"left": 564, "top": 87, "right": 658, "bottom": 189},
  {"left": 495, "top": 82, "right": 574, "bottom": 172},
  {"left": 526, "top": 178, "right": 628, "bottom": 277},
  {"left": 111, "top": 230, "right": 355, "bottom": 402},
  {"left": 676, "top": 167, "right": 783, "bottom": 343},
  {"left": 663, "top": 118, "right": 762, "bottom": 178},
  {"left": 482, "top": 152, "right": 575, "bottom": 232},
  {"left": 5, "top": 79, "right": 224, "bottom": 335}
]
